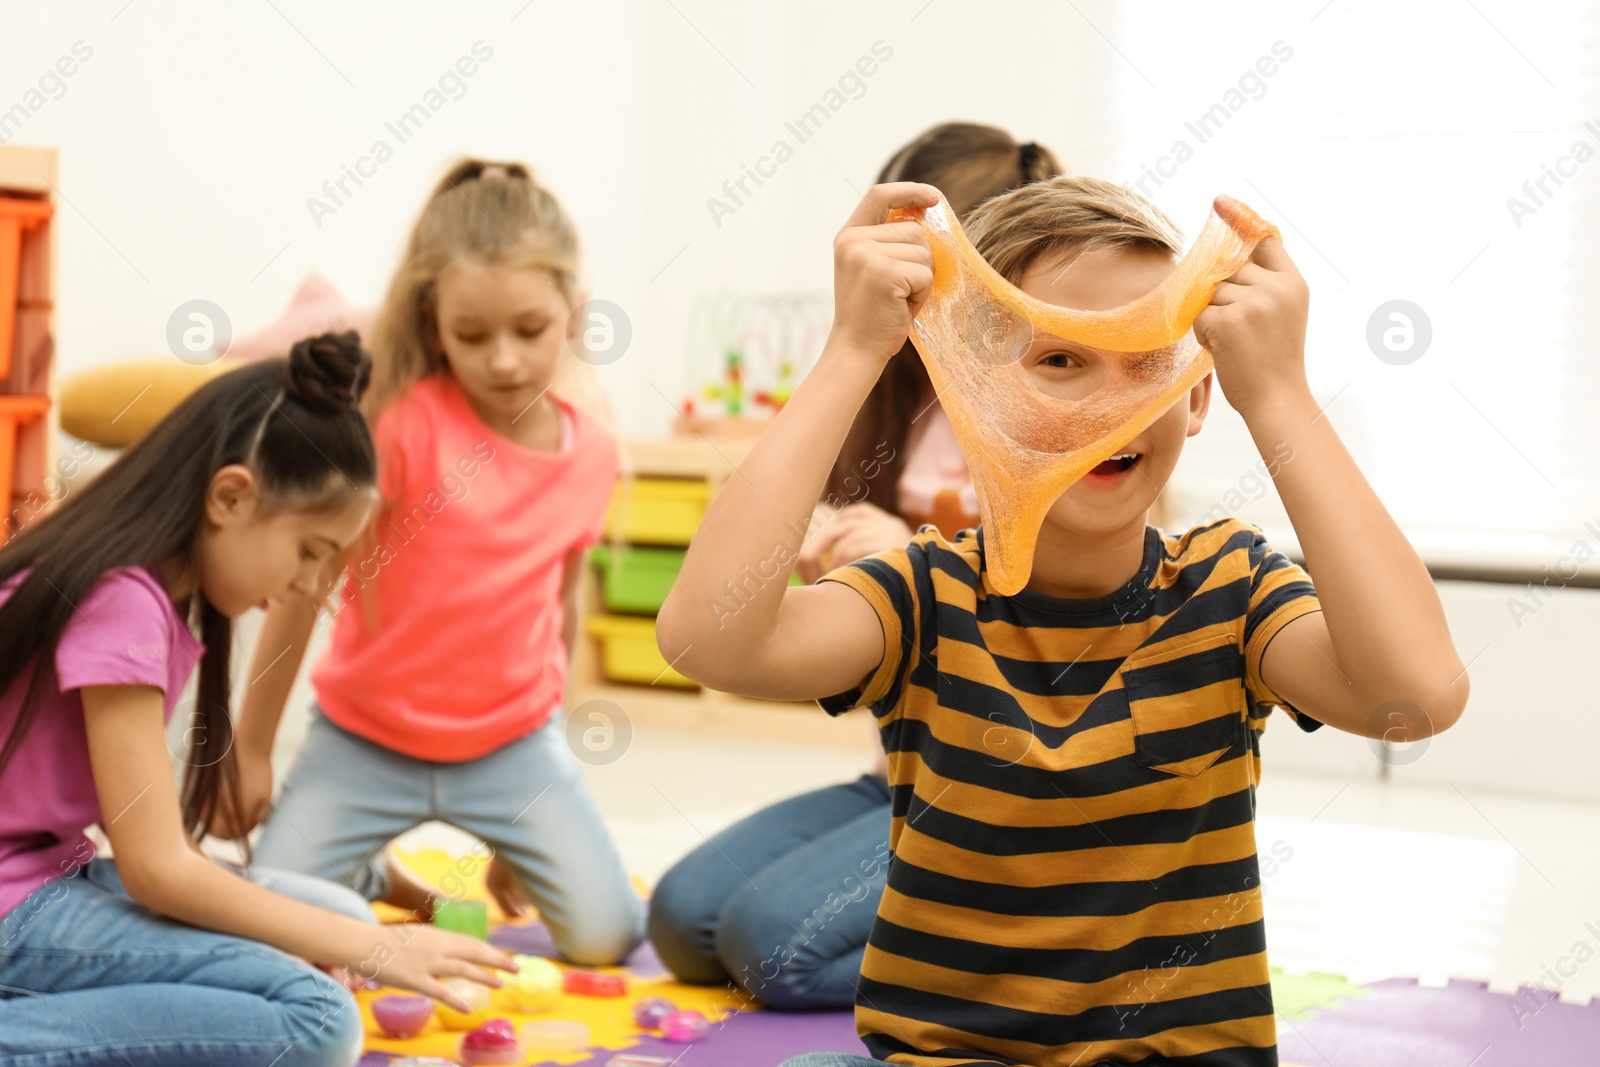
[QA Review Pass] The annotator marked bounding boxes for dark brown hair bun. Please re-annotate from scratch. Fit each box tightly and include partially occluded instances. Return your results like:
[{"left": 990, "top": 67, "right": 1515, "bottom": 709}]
[{"left": 284, "top": 330, "right": 371, "bottom": 414}]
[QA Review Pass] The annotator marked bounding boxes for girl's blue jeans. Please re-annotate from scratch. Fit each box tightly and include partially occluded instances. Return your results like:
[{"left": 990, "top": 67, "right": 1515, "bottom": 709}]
[
  {"left": 254, "top": 707, "right": 644, "bottom": 965},
  {"left": 0, "top": 858, "right": 372, "bottom": 1067}
]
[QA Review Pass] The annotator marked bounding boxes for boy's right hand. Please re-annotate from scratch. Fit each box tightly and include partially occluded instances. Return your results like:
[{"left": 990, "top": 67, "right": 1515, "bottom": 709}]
[
  {"left": 829, "top": 183, "right": 939, "bottom": 363},
  {"left": 367, "top": 925, "right": 518, "bottom": 1012}
]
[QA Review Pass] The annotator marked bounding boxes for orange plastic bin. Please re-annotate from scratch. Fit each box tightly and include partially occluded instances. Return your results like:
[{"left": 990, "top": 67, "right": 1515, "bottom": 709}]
[
  {"left": 0, "top": 196, "right": 54, "bottom": 380},
  {"left": 0, "top": 395, "right": 51, "bottom": 531}
]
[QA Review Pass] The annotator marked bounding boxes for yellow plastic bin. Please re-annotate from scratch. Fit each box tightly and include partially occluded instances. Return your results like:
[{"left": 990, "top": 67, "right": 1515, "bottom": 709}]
[
  {"left": 605, "top": 477, "right": 709, "bottom": 546},
  {"left": 585, "top": 614, "right": 696, "bottom": 688}
]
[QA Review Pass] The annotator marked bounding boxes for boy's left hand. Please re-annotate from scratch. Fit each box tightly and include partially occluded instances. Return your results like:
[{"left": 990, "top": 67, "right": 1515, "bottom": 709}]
[{"left": 1192, "top": 234, "right": 1311, "bottom": 419}]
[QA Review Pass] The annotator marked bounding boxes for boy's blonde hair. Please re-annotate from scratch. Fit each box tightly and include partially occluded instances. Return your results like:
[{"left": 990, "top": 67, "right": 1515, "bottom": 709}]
[
  {"left": 365, "top": 158, "right": 612, "bottom": 430},
  {"left": 962, "top": 175, "right": 1185, "bottom": 285}
]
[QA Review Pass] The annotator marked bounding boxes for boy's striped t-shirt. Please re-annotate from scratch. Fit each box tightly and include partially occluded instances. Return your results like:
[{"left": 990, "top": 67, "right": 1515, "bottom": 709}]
[{"left": 818, "top": 518, "right": 1322, "bottom": 1067}]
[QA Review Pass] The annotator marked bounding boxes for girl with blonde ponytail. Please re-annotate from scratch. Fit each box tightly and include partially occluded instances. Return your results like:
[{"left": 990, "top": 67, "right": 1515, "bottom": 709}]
[{"left": 237, "top": 160, "right": 643, "bottom": 967}]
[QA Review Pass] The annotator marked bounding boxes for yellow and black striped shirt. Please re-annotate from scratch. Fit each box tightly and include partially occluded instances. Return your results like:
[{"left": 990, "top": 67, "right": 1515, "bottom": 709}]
[{"left": 818, "top": 518, "right": 1322, "bottom": 1067}]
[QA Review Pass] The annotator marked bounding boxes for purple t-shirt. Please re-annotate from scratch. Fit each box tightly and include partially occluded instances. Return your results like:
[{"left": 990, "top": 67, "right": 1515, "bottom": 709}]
[{"left": 0, "top": 566, "right": 204, "bottom": 918}]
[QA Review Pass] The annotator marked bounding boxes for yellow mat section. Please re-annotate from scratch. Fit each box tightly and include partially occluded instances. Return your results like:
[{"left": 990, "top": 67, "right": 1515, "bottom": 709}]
[
  {"left": 361, "top": 847, "right": 745, "bottom": 1063},
  {"left": 361, "top": 849, "right": 1321, "bottom": 1065}
]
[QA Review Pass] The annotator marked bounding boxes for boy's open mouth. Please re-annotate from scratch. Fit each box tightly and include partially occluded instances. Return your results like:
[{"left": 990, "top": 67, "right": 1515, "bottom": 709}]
[{"left": 1088, "top": 452, "right": 1141, "bottom": 477}]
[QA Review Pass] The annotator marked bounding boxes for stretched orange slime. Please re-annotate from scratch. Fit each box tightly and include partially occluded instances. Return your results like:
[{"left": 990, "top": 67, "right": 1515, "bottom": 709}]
[{"left": 887, "top": 191, "right": 1281, "bottom": 595}]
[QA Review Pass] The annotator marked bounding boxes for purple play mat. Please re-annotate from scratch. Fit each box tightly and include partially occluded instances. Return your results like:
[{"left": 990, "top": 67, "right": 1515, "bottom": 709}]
[
  {"left": 358, "top": 917, "right": 1600, "bottom": 1065},
  {"left": 1278, "top": 977, "right": 1600, "bottom": 1067}
]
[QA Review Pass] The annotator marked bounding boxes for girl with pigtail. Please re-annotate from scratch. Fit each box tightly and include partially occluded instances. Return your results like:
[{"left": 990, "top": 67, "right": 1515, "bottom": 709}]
[{"left": 239, "top": 161, "right": 644, "bottom": 967}]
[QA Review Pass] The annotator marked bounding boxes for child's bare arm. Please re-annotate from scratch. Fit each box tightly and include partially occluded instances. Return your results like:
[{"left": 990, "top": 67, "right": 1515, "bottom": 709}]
[
  {"left": 215, "top": 550, "right": 348, "bottom": 838},
  {"left": 658, "top": 183, "right": 938, "bottom": 701},
  {"left": 235, "top": 598, "right": 318, "bottom": 755},
  {"left": 1196, "top": 233, "right": 1468, "bottom": 739},
  {"left": 83, "top": 684, "right": 516, "bottom": 1008}
]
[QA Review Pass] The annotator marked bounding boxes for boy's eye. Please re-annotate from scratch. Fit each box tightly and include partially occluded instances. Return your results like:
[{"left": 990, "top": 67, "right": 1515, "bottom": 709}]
[
  {"left": 517, "top": 325, "right": 547, "bottom": 340},
  {"left": 300, "top": 547, "right": 318, "bottom": 563},
  {"left": 1042, "top": 352, "right": 1077, "bottom": 368},
  {"left": 453, "top": 332, "right": 488, "bottom": 346}
]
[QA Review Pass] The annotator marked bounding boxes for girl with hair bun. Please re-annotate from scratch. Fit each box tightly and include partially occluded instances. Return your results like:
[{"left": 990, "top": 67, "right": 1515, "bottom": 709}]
[{"left": 0, "top": 332, "right": 515, "bottom": 1067}]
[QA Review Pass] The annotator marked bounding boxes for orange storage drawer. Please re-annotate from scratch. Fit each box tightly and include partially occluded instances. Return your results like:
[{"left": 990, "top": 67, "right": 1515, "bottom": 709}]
[
  {"left": 0, "top": 395, "right": 50, "bottom": 538},
  {"left": 0, "top": 197, "right": 53, "bottom": 380}
]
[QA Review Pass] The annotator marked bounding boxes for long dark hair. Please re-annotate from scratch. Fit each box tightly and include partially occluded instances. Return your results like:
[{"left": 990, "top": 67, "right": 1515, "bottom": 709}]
[
  {"left": 826, "top": 123, "right": 1063, "bottom": 510},
  {"left": 0, "top": 331, "right": 377, "bottom": 842}
]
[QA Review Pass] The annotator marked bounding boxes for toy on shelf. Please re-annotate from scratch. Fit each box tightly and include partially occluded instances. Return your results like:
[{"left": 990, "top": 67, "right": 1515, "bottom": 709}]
[
  {"left": 562, "top": 969, "right": 626, "bottom": 997},
  {"left": 519, "top": 1019, "right": 590, "bottom": 1053},
  {"left": 432, "top": 898, "right": 489, "bottom": 940},
  {"left": 435, "top": 977, "right": 493, "bottom": 1030},
  {"left": 499, "top": 954, "right": 563, "bottom": 1013},
  {"left": 886, "top": 190, "right": 1280, "bottom": 595},
  {"left": 677, "top": 291, "right": 829, "bottom": 436},
  {"left": 631, "top": 995, "right": 677, "bottom": 1030},
  {"left": 659, "top": 1009, "right": 711, "bottom": 1043},
  {"left": 459, "top": 1018, "right": 520, "bottom": 1066},
  {"left": 372, "top": 994, "right": 434, "bottom": 1038}
]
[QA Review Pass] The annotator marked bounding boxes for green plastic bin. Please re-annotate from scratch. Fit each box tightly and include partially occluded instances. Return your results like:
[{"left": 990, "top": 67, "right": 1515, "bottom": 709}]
[{"left": 590, "top": 544, "right": 687, "bottom": 614}]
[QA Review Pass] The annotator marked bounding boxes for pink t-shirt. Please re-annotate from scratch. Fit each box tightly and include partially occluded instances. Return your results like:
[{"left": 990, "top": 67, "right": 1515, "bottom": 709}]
[
  {"left": 0, "top": 567, "right": 203, "bottom": 919},
  {"left": 313, "top": 373, "right": 618, "bottom": 763}
]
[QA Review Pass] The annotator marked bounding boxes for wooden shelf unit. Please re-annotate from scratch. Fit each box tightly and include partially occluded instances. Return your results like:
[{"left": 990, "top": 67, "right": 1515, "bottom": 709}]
[
  {"left": 0, "top": 144, "right": 58, "bottom": 539},
  {"left": 568, "top": 434, "right": 877, "bottom": 751}
]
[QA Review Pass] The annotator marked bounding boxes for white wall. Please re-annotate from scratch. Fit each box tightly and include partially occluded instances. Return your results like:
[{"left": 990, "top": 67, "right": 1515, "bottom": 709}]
[
  {"left": 10, "top": 2, "right": 1594, "bottom": 804},
  {"left": 2, "top": 0, "right": 654, "bottom": 408},
  {"left": 2, "top": 0, "right": 1126, "bottom": 436},
  {"left": 1267, "top": 581, "right": 1600, "bottom": 806}
]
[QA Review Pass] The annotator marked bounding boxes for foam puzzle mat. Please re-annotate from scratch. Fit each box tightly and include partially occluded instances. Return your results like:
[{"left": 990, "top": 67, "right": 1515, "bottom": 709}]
[{"left": 356, "top": 850, "right": 1600, "bottom": 1066}]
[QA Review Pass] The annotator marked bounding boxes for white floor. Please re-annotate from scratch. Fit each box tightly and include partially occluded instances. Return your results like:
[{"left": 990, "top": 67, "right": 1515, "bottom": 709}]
[{"left": 392, "top": 722, "right": 1600, "bottom": 1007}]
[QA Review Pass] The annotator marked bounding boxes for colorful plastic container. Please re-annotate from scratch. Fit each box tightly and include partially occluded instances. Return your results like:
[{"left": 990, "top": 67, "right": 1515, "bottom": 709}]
[
  {"left": 561, "top": 970, "right": 626, "bottom": 997},
  {"left": 498, "top": 954, "right": 562, "bottom": 1013},
  {"left": 0, "top": 196, "right": 52, "bottom": 381},
  {"left": 371, "top": 994, "right": 434, "bottom": 1038},
  {"left": 584, "top": 614, "right": 696, "bottom": 688},
  {"left": 432, "top": 898, "right": 489, "bottom": 940},
  {"left": 459, "top": 1018, "right": 520, "bottom": 1065},
  {"left": 604, "top": 477, "right": 710, "bottom": 546},
  {"left": 434, "top": 977, "right": 493, "bottom": 1031},
  {"left": 519, "top": 1019, "right": 589, "bottom": 1053},
  {"left": 631, "top": 996, "right": 677, "bottom": 1030},
  {"left": 589, "top": 544, "right": 686, "bottom": 614},
  {"left": 659, "top": 1009, "right": 710, "bottom": 1043}
]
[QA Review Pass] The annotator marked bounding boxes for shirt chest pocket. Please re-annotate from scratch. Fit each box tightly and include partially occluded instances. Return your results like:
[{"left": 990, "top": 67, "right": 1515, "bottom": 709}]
[{"left": 1121, "top": 632, "right": 1246, "bottom": 778}]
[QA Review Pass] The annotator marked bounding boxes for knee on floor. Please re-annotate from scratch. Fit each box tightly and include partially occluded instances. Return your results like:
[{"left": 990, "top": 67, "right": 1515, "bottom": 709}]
[
  {"left": 271, "top": 968, "right": 365, "bottom": 1067},
  {"left": 555, "top": 894, "right": 647, "bottom": 967}
]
